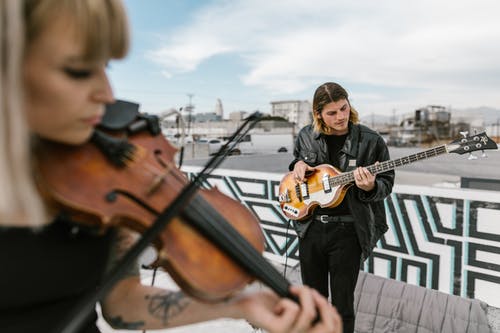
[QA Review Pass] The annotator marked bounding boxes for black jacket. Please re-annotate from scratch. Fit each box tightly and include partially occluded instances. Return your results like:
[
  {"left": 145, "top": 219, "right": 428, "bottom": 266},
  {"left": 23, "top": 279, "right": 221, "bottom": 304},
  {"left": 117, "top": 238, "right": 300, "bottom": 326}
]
[{"left": 289, "top": 122, "right": 395, "bottom": 260}]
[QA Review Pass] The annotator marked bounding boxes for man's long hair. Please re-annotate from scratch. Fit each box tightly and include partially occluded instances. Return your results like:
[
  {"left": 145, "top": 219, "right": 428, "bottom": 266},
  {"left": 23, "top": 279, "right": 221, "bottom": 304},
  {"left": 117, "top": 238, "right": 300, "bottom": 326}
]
[{"left": 312, "top": 82, "right": 359, "bottom": 135}]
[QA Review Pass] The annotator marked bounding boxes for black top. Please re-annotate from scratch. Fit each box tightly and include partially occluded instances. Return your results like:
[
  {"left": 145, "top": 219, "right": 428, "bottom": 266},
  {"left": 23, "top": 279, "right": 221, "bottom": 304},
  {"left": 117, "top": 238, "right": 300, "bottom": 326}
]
[
  {"left": 315, "top": 133, "right": 351, "bottom": 216},
  {"left": 0, "top": 216, "right": 114, "bottom": 333}
]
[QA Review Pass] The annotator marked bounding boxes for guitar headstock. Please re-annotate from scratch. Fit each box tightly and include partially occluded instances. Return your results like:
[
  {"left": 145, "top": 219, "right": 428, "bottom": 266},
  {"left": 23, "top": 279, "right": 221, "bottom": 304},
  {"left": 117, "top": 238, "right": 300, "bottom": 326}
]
[{"left": 446, "top": 131, "right": 498, "bottom": 155}]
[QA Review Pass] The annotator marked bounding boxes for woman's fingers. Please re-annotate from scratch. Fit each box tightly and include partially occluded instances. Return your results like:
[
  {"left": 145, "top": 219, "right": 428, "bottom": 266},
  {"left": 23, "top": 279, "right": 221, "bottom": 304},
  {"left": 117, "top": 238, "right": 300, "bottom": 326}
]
[
  {"left": 287, "top": 286, "right": 344, "bottom": 333},
  {"left": 271, "top": 298, "right": 301, "bottom": 332},
  {"left": 289, "top": 285, "right": 317, "bottom": 331},
  {"left": 309, "top": 289, "right": 343, "bottom": 333}
]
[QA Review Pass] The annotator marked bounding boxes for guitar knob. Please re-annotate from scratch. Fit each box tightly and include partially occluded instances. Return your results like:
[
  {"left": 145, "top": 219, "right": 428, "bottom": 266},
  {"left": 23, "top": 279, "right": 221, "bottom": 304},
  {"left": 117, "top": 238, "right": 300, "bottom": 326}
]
[{"left": 468, "top": 153, "right": 478, "bottom": 160}]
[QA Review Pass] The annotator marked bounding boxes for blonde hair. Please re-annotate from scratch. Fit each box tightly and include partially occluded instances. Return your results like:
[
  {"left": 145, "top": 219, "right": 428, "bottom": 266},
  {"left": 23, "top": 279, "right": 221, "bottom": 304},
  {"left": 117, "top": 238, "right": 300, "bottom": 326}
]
[
  {"left": 0, "top": 0, "right": 129, "bottom": 226},
  {"left": 0, "top": 0, "right": 46, "bottom": 225},
  {"left": 311, "top": 82, "right": 359, "bottom": 135},
  {"left": 24, "top": 0, "right": 129, "bottom": 61}
]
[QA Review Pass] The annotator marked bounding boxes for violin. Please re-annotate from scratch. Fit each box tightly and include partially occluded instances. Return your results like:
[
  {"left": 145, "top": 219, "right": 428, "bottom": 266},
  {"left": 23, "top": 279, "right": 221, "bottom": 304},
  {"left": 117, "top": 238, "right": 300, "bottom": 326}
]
[{"left": 34, "top": 120, "right": 293, "bottom": 303}]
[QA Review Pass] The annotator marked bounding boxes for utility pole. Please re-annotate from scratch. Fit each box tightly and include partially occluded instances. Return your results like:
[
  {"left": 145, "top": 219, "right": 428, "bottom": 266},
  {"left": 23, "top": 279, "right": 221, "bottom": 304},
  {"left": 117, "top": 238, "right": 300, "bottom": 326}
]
[{"left": 185, "top": 93, "right": 194, "bottom": 135}]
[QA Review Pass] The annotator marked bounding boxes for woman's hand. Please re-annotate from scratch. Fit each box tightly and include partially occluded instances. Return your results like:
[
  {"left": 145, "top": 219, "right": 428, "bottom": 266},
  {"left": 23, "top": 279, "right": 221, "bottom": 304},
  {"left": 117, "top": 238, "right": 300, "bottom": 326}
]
[
  {"left": 353, "top": 166, "right": 376, "bottom": 192},
  {"left": 293, "top": 161, "right": 316, "bottom": 183},
  {"left": 234, "top": 285, "right": 342, "bottom": 333}
]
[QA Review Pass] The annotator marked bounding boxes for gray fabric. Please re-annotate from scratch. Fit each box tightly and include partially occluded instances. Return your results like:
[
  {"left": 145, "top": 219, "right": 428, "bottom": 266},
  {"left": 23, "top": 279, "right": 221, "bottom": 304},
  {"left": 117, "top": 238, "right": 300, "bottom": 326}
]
[{"left": 354, "top": 271, "right": 492, "bottom": 333}]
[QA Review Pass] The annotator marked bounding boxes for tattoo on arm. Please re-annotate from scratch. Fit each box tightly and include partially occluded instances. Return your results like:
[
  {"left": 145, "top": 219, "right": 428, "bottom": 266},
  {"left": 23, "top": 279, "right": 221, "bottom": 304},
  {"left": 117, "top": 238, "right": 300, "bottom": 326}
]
[
  {"left": 108, "top": 316, "right": 145, "bottom": 329},
  {"left": 145, "top": 291, "right": 190, "bottom": 325}
]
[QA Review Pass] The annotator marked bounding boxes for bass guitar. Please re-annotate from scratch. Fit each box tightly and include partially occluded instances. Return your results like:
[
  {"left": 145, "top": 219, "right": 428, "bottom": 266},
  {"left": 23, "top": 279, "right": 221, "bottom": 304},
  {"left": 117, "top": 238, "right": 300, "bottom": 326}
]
[{"left": 278, "top": 132, "right": 498, "bottom": 221}]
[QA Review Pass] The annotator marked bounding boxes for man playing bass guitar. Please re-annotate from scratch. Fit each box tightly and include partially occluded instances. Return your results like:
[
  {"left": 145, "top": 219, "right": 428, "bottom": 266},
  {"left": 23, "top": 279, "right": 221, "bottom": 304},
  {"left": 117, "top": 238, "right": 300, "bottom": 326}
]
[{"left": 288, "top": 82, "right": 395, "bottom": 333}]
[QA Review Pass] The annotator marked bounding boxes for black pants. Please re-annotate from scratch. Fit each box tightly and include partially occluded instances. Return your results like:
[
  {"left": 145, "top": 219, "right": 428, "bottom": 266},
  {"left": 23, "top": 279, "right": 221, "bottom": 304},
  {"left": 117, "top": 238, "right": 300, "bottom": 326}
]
[{"left": 298, "top": 220, "right": 362, "bottom": 333}]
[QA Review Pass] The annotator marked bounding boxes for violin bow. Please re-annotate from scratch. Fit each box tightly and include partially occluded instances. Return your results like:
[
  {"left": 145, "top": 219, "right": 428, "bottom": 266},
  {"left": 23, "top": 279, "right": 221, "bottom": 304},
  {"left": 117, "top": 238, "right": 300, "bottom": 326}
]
[{"left": 57, "top": 112, "right": 266, "bottom": 333}]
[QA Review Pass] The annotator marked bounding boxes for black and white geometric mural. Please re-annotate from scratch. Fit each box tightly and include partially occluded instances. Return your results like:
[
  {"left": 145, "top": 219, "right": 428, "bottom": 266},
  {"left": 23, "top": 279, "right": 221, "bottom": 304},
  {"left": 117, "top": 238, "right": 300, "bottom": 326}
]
[{"left": 183, "top": 167, "right": 500, "bottom": 307}]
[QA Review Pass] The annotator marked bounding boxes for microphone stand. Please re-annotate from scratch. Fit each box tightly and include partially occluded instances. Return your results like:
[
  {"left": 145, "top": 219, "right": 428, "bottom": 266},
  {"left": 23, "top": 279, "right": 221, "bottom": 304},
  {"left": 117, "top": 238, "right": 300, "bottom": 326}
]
[{"left": 57, "top": 112, "right": 264, "bottom": 333}]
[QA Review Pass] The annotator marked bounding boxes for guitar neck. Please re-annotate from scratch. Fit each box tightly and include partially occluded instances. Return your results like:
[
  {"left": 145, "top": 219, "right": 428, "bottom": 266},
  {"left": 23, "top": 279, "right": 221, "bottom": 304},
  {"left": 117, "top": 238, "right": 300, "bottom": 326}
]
[{"left": 330, "top": 144, "right": 449, "bottom": 186}]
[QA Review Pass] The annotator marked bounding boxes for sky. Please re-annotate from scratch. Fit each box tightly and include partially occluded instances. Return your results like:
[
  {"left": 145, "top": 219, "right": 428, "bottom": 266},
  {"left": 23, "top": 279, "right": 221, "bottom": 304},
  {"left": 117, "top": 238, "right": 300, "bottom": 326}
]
[{"left": 108, "top": 0, "right": 500, "bottom": 119}]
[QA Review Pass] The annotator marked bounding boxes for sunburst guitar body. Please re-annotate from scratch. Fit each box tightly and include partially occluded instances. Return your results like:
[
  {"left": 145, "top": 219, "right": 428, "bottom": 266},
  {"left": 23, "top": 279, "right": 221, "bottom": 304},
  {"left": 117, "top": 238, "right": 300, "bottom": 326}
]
[{"left": 278, "top": 164, "right": 352, "bottom": 221}]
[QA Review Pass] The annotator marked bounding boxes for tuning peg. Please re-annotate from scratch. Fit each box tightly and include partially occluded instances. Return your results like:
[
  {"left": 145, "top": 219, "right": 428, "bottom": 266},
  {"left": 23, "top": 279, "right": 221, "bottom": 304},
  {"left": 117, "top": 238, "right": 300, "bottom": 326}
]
[
  {"left": 468, "top": 153, "right": 478, "bottom": 160},
  {"left": 460, "top": 131, "right": 469, "bottom": 138},
  {"left": 482, "top": 150, "right": 488, "bottom": 158}
]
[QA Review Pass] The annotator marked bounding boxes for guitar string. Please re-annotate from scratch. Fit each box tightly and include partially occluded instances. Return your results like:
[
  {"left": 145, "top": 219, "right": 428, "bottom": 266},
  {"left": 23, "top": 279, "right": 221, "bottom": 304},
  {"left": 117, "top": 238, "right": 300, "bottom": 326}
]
[{"left": 328, "top": 145, "right": 448, "bottom": 187}]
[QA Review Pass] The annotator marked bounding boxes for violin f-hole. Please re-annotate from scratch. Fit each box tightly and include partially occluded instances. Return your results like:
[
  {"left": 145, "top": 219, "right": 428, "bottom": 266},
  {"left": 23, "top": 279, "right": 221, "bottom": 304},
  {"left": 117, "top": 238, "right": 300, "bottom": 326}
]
[
  {"left": 154, "top": 149, "right": 168, "bottom": 168},
  {"left": 104, "top": 189, "right": 160, "bottom": 216},
  {"left": 105, "top": 191, "right": 118, "bottom": 203}
]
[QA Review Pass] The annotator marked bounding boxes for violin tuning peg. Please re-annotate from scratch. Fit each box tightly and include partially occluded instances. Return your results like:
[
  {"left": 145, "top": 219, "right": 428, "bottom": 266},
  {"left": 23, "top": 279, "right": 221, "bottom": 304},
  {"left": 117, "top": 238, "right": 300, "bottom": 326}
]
[
  {"left": 468, "top": 153, "right": 478, "bottom": 160},
  {"left": 460, "top": 131, "right": 469, "bottom": 138}
]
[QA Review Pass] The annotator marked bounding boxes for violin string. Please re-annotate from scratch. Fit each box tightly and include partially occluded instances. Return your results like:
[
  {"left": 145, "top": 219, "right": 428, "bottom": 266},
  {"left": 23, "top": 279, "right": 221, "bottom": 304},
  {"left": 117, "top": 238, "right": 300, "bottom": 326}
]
[
  {"left": 184, "top": 195, "right": 292, "bottom": 299},
  {"left": 115, "top": 143, "right": 284, "bottom": 291},
  {"left": 156, "top": 159, "right": 292, "bottom": 298},
  {"left": 111, "top": 116, "right": 294, "bottom": 300}
]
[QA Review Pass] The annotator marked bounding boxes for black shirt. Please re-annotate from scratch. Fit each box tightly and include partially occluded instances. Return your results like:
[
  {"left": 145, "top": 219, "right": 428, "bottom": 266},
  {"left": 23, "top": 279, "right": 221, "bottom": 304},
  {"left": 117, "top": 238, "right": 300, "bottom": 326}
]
[
  {"left": 0, "top": 216, "right": 114, "bottom": 333},
  {"left": 315, "top": 133, "right": 351, "bottom": 216}
]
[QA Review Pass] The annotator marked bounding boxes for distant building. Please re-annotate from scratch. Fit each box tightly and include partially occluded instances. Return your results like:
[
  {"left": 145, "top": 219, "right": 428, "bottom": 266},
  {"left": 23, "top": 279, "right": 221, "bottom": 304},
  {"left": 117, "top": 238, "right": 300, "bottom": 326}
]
[
  {"left": 229, "top": 111, "right": 248, "bottom": 121},
  {"left": 193, "top": 112, "right": 222, "bottom": 122},
  {"left": 215, "top": 98, "right": 224, "bottom": 118},
  {"left": 414, "top": 105, "right": 451, "bottom": 140},
  {"left": 388, "top": 105, "right": 463, "bottom": 146},
  {"left": 270, "top": 100, "right": 312, "bottom": 132},
  {"left": 253, "top": 120, "right": 294, "bottom": 132},
  {"left": 161, "top": 100, "right": 300, "bottom": 142}
]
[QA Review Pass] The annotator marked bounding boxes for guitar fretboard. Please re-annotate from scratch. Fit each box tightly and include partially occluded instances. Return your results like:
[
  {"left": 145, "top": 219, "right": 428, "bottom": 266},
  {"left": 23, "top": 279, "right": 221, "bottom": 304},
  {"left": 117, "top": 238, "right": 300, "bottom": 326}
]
[{"left": 329, "top": 145, "right": 448, "bottom": 187}]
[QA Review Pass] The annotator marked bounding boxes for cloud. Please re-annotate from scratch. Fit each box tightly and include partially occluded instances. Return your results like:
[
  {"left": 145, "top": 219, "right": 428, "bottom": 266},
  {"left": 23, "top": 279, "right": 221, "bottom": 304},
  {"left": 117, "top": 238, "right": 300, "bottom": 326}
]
[{"left": 146, "top": 0, "right": 500, "bottom": 112}]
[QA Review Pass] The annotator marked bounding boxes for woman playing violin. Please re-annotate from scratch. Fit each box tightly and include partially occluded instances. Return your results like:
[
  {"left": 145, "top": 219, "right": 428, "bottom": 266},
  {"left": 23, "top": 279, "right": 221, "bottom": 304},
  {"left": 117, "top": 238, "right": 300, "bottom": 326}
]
[{"left": 0, "top": 0, "right": 342, "bottom": 332}]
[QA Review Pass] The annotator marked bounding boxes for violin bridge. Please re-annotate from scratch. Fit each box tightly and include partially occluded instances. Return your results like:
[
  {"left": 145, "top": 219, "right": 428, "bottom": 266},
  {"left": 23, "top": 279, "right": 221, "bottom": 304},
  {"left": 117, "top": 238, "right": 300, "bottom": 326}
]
[
  {"left": 146, "top": 174, "right": 165, "bottom": 195},
  {"left": 146, "top": 163, "right": 174, "bottom": 196}
]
